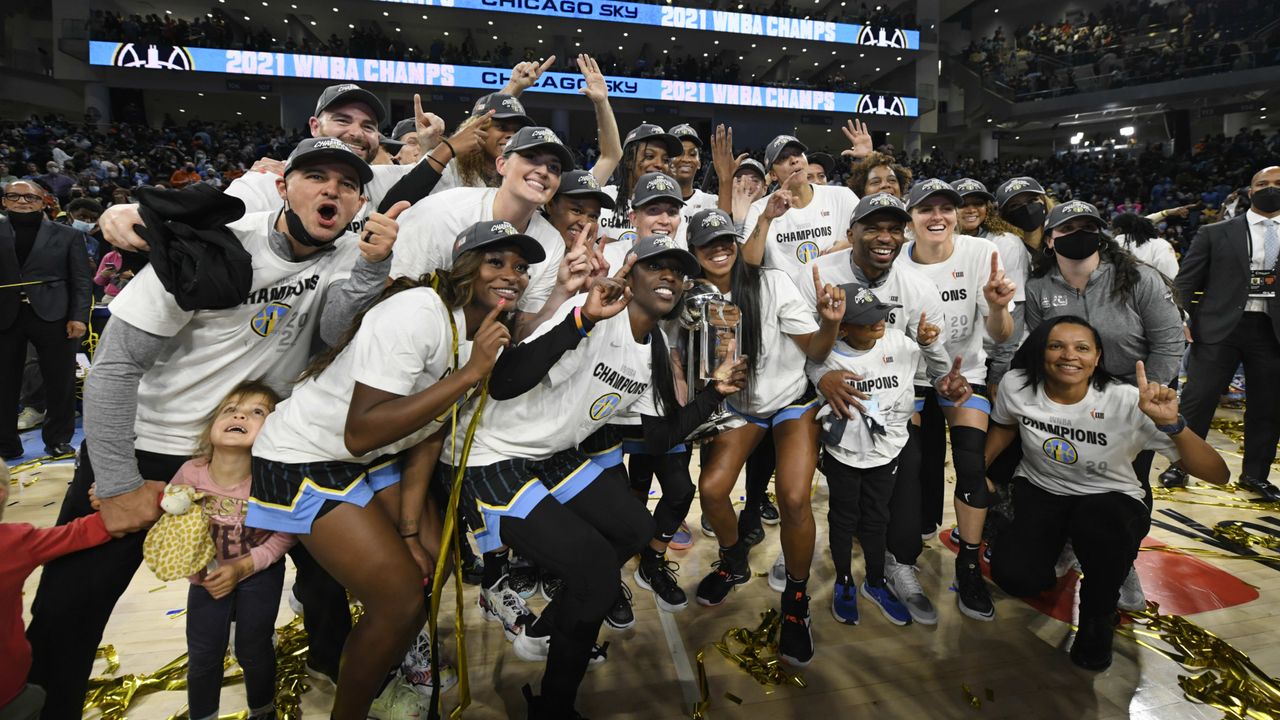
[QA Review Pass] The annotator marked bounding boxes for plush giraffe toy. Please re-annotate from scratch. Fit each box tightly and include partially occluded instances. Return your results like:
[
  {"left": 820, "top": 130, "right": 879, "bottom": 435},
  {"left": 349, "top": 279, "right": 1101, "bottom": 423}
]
[{"left": 143, "top": 484, "right": 216, "bottom": 582}]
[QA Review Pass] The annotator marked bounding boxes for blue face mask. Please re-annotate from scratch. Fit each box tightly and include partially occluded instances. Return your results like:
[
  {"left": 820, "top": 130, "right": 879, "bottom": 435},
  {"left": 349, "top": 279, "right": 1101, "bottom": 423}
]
[{"left": 71, "top": 219, "right": 95, "bottom": 232}]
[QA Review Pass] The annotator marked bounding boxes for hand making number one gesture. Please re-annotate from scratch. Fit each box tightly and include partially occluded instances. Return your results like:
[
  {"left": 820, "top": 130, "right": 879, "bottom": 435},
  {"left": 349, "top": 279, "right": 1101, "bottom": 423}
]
[
  {"left": 814, "top": 265, "right": 846, "bottom": 323},
  {"left": 982, "top": 251, "right": 1016, "bottom": 309},
  {"left": 1136, "top": 360, "right": 1179, "bottom": 426},
  {"left": 915, "top": 311, "right": 941, "bottom": 346}
]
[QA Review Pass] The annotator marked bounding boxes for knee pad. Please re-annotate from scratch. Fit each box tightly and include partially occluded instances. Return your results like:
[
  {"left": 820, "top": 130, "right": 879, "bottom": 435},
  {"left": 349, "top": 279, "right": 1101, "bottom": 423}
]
[{"left": 950, "top": 426, "right": 990, "bottom": 509}]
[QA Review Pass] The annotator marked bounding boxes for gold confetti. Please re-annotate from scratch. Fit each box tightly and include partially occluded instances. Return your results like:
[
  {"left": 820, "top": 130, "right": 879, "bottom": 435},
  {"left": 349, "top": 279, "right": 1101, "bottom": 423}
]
[
  {"left": 95, "top": 645, "right": 120, "bottom": 675},
  {"left": 962, "top": 683, "right": 981, "bottom": 709}
]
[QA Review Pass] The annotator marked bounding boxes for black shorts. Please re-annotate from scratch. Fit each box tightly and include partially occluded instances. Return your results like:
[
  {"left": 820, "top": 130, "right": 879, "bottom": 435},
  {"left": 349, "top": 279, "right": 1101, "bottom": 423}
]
[{"left": 247, "top": 455, "right": 401, "bottom": 535}]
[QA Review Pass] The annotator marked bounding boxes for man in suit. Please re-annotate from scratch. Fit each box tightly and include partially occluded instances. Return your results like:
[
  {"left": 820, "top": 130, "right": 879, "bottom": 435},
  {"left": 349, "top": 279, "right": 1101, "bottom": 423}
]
[
  {"left": 0, "top": 180, "right": 91, "bottom": 459},
  {"left": 1169, "top": 166, "right": 1280, "bottom": 498}
]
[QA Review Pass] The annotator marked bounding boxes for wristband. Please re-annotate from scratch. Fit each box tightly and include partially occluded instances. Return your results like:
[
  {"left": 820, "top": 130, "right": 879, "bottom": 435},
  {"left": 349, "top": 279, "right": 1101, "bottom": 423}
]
[
  {"left": 1155, "top": 414, "right": 1187, "bottom": 435},
  {"left": 440, "top": 138, "right": 457, "bottom": 158},
  {"left": 573, "top": 307, "right": 592, "bottom": 337}
]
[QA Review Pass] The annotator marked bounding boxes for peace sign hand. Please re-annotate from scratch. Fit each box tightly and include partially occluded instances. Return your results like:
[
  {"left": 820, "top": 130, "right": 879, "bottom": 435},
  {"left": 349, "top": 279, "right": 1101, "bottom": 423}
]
[
  {"left": 915, "top": 311, "right": 941, "bottom": 346},
  {"left": 582, "top": 252, "right": 635, "bottom": 323},
  {"left": 1136, "top": 360, "right": 1179, "bottom": 426},
  {"left": 558, "top": 222, "right": 596, "bottom": 295},
  {"left": 814, "top": 265, "right": 846, "bottom": 323},
  {"left": 982, "top": 251, "right": 1016, "bottom": 309}
]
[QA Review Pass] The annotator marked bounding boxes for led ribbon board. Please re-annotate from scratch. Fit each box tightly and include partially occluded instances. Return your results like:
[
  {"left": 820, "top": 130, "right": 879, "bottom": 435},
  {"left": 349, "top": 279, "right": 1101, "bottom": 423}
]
[
  {"left": 382, "top": 0, "right": 919, "bottom": 48},
  {"left": 90, "top": 41, "right": 920, "bottom": 117}
]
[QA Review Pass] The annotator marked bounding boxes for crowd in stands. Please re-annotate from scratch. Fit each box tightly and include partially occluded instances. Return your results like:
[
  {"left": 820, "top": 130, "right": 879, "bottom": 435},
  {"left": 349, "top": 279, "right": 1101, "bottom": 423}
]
[
  {"left": 4, "top": 114, "right": 1277, "bottom": 256},
  {"left": 963, "top": 0, "right": 1280, "bottom": 99}
]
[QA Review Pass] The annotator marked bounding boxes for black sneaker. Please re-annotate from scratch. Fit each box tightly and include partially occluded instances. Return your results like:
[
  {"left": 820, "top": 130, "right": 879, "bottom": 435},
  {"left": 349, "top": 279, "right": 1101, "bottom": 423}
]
[
  {"left": 460, "top": 552, "right": 484, "bottom": 586},
  {"left": 1239, "top": 475, "right": 1280, "bottom": 503},
  {"left": 523, "top": 683, "right": 589, "bottom": 720},
  {"left": 955, "top": 557, "right": 995, "bottom": 621},
  {"left": 539, "top": 567, "right": 563, "bottom": 602},
  {"left": 1159, "top": 466, "right": 1188, "bottom": 489},
  {"left": 508, "top": 557, "right": 540, "bottom": 600},
  {"left": 695, "top": 551, "right": 749, "bottom": 607},
  {"left": 635, "top": 556, "right": 688, "bottom": 612},
  {"left": 604, "top": 583, "right": 635, "bottom": 630},
  {"left": 700, "top": 515, "right": 716, "bottom": 538},
  {"left": 778, "top": 588, "right": 814, "bottom": 666},
  {"left": 739, "top": 510, "right": 765, "bottom": 548},
  {"left": 759, "top": 497, "right": 780, "bottom": 526},
  {"left": 1070, "top": 612, "right": 1117, "bottom": 671},
  {"left": 44, "top": 443, "right": 75, "bottom": 458}
]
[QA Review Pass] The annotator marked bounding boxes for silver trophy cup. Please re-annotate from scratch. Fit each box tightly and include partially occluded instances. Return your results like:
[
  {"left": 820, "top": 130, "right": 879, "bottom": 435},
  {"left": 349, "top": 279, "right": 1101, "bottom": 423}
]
[{"left": 678, "top": 279, "right": 746, "bottom": 441}]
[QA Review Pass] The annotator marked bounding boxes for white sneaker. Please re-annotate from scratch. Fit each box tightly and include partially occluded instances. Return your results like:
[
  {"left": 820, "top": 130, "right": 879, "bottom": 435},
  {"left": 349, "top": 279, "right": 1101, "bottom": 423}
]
[
  {"left": 768, "top": 551, "right": 787, "bottom": 593},
  {"left": 1055, "top": 542, "right": 1081, "bottom": 578},
  {"left": 478, "top": 574, "right": 537, "bottom": 641},
  {"left": 513, "top": 630, "right": 608, "bottom": 670},
  {"left": 16, "top": 407, "right": 45, "bottom": 432},
  {"left": 287, "top": 586, "right": 305, "bottom": 617},
  {"left": 367, "top": 674, "right": 424, "bottom": 720},
  {"left": 401, "top": 629, "right": 458, "bottom": 699},
  {"left": 884, "top": 552, "right": 937, "bottom": 625},
  {"left": 1117, "top": 565, "right": 1146, "bottom": 612}
]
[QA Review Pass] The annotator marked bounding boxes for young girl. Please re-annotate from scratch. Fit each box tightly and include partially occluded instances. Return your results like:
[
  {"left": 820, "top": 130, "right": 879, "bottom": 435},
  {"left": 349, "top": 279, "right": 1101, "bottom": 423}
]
[
  {"left": 179, "top": 381, "right": 294, "bottom": 720},
  {"left": 248, "top": 221, "right": 544, "bottom": 719},
  {"left": 988, "top": 317, "right": 1227, "bottom": 670},
  {"left": 690, "top": 205, "right": 845, "bottom": 668}
]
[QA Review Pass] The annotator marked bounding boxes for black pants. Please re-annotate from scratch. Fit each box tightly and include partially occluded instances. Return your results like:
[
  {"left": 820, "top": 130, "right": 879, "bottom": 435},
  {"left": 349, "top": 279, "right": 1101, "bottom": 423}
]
[
  {"left": 885, "top": 423, "right": 923, "bottom": 565},
  {"left": 1182, "top": 313, "right": 1280, "bottom": 481},
  {"left": 627, "top": 450, "right": 695, "bottom": 542},
  {"left": 0, "top": 306, "right": 78, "bottom": 453},
  {"left": 824, "top": 453, "right": 898, "bottom": 586},
  {"left": 0, "top": 684, "right": 44, "bottom": 720},
  {"left": 502, "top": 468, "right": 652, "bottom": 714},
  {"left": 186, "top": 561, "right": 286, "bottom": 720},
  {"left": 991, "top": 479, "right": 1149, "bottom": 619},
  {"left": 917, "top": 390, "right": 947, "bottom": 532},
  {"left": 287, "top": 542, "right": 351, "bottom": 677},
  {"left": 21, "top": 343, "right": 44, "bottom": 412}
]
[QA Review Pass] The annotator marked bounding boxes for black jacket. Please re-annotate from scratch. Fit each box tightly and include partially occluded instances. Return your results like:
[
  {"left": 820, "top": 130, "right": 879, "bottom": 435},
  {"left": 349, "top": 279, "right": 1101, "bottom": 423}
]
[
  {"left": 1176, "top": 213, "right": 1280, "bottom": 344},
  {"left": 134, "top": 184, "right": 252, "bottom": 311},
  {"left": 0, "top": 215, "right": 92, "bottom": 330}
]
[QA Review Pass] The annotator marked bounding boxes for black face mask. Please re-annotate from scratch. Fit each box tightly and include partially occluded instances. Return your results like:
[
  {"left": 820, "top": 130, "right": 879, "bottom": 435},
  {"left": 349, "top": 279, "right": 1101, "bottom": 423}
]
[
  {"left": 1251, "top": 187, "right": 1280, "bottom": 213},
  {"left": 283, "top": 202, "right": 334, "bottom": 248},
  {"left": 1052, "top": 230, "right": 1101, "bottom": 260},
  {"left": 1002, "top": 200, "right": 1046, "bottom": 232}
]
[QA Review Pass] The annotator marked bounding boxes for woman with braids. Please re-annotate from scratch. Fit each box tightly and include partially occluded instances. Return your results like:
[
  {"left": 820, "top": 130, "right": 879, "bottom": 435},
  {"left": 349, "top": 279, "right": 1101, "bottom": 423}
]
[
  {"left": 441, "top": 236, "right": 746, "bottom": 719},
  {"left": 1111, "top": 211, "right": 1179, "bottom": 282},
  {"left": 247, "top": 220, "right": 544, "bottom": 719}
]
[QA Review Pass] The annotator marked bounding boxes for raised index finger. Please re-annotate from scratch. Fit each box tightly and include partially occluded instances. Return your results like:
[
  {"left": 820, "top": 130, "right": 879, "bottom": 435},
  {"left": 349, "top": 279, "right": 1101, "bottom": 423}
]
[
  {"left": 538, "top": 55, "right": 556, "bottom": 74},
  {"left": 989, "top": 251, "right": 1000, "bottom": 280},
  {"left": 482, "top": 299, "right": 507, "bottom": 326},
  {"left": 1134, "top": 360, "right": 1148, "bottom": 390},
  {"left": 613, "top": 251, "right": 637, "bottom": 279}
]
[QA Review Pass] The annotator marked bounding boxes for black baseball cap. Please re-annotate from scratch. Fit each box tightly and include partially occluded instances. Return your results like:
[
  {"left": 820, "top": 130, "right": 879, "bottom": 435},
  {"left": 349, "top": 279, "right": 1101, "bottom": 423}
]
[
  {"left": 451, "top": 220, "right": 546, "bottom": 264},
  {"left": 391, "top": 118, "right": 416, "bottom": 141},
  {"left": 953, "top": 178, "right": 995, "bottom": 203},
  {"left": 315, "top": 83, "right": 386, "bottom": 123},
  {"left": 837, "top": 284, "right": 901, "bottom": 325},
  {"left": 995, "top": 176, "right": 1046, "bottom": 210},
  {"left": 631, "top": 172, "right": 685, "bottom": 207},
  {"left": 733, "top": 159, "right": 767, "bottom": 181},
  {"left": 851, "top": 192, "right": 911, "bottom": 225},
  {"left": 669, "top": 123, "right": 702, "bottom": 148},
  {"left": 630, "top": 234, "right": 699, "bottom": 276},
  {"left": 808, "top": 152, "right": 836, "bottom": 178},
  {"left": 503, "top": 126, "right": 576, "bottom": 171},
  {"left": 555, "top": 170, "right": 615, "bottom": 209},
  {"left": 763, "top": 134, "right": 807, "bottom": 170},
  {"left": 623, "top": 124, "right": 684, "bottom": 158},
  {"left": 471, "top": 93, "right": 534, "bottom": 126},
  {"left": 379, "top": 134, "right": 405, "bottom": 151},
  {"left": 284, "top": 137, "right": 373, "bottom": 186},
  {"left": 687, "top": 208, "right": 738, "bottom": 247},
  {"left": 1044, "top": 199, "right": 1105, "bottom": 231},
  {"left": 905, "top": 178, "right": 962, "bottom": 210}
]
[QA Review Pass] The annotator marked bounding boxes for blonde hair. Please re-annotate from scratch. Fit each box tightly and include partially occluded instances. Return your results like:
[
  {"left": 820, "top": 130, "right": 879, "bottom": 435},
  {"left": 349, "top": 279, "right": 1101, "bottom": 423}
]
[
  {"left": 192, "top": 380, "right": 281, "bottom": 465},
  {"left": 453, "top": 114, "right": 500, "bottom": 188}
]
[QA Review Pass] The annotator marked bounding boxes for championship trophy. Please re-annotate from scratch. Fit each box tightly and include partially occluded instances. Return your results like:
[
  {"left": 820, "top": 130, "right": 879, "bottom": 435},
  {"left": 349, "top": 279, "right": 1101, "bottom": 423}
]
[{"left": 678, "top": 279, "right": 746, "bottom": 441}]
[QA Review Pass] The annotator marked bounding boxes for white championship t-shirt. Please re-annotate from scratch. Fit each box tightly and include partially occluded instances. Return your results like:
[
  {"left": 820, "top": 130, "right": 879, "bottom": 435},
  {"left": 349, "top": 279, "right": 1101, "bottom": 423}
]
[
  {"left": 597, "top": 184, "right": 694, "bottom": 258},
  {"left": 992, "top": 370, "right": 1180, "bottom": 503},
  {"left": 896, "top": 234, "right": 1011, "bottom": 385},
  {"left": 809, "top": 330, "right": 918, "bottom": 468},
  {"left": 254, "top": 287, "right": 472, "bottom": 464},
  {"left": 463, "top": 296, "right": 656, "bottom": 466},
  {"left": 743, "top": 184, "right": 859, "bottom": 284},
  {"left": 1116, "top": 234, "right": 1179, "bottom": 282},
  {"left": 390, "top": 187, "right": 565, "bottom": 313},
  {"left": 224, "top": 162, "right": 412, "bottom": 237},
  {"left": 108, "top": 211, "right": 360, "bottom": 456},
  {"left": 729, "top": 268, "right": 821, "bottom": 417}
]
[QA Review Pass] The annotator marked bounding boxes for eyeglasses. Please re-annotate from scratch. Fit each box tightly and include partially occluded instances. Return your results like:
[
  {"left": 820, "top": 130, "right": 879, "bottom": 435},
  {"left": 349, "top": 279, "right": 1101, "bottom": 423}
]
[{"left": 3, "top": 193, "right": 42, "bottom": 203}]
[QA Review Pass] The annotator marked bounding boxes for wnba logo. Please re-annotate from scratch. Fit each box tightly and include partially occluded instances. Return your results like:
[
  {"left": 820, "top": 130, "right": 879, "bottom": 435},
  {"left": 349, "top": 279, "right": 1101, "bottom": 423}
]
[
  {"left": 795, "top": 242, "right": 820, "bottom": 263},
  {"left": 1042, "top": 437, "right": 1078, "bottom": 465},
  {"left": 250, "top": 303, "right": 291, "bottom": 337},
  {"left": 856, "top": 94, "right": 907, "bottom": 117},
  {"left": 855, "top": 27, "right": 909, "bottom": 48},
  {"left": 589, "top": 393, "right": 622, "bottom": 421},
  {"left": 111, "top": 43, "right": 195, "bottom": 71}
]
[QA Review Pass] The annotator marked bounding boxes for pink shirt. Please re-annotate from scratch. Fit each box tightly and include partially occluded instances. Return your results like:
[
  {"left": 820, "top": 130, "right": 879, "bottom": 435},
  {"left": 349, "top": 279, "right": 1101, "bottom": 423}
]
[{"left": 170, "top": 460, "right": 295, "bottom": 583}]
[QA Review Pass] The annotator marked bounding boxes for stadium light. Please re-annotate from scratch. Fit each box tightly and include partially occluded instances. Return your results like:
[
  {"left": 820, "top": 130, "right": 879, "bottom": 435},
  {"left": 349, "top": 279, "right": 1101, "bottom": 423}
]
[{"left": 1119, "top": 126, "right": 1135, "bottom": 137}]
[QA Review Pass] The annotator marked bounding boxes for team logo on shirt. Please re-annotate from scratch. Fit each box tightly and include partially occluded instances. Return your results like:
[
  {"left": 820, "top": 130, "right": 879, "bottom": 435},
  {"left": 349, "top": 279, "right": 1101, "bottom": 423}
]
[
  {"left": 1090, "top": 410, "right": 1105, "bottom": 420},
  {"left": 250, "top": 302, "right": 291, "bottom": 337},
  {"left": 619, "top": 230, "right": 638, "bottom": 245},
  {"left": 1042, "top": 437, "right": 1079, "bottom": 464},
  {"left": 796, "top": 241, "right": 820, "bottom": 263},
  {"left": 589, "top": 393, "right": 622, "bottom": 421}
]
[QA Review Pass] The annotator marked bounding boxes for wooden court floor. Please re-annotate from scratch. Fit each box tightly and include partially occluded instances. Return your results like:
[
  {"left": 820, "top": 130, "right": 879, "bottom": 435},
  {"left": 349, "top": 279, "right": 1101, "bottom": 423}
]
[{"left": 10, "top": 409, "right": 1279, "bottom": 719}]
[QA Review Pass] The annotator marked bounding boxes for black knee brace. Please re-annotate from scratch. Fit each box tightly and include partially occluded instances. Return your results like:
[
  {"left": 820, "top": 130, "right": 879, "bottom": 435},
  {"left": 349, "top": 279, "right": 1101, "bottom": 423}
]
[{"left": 950, "top": 426, "right": 990, "bottom": 509}]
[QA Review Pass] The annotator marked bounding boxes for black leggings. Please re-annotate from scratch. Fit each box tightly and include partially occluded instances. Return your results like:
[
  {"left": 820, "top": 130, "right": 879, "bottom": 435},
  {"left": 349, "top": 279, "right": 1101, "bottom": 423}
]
[
  {"left": 501, "top": 467, "right": 653, "bottom": 714},
  {"left": 885, "top": 424, "right": 923, "bottom": 564},
  {"left": 824, "top": 453, "right": 898, "bottom": 586},
  {"left": 991, "top": 479, "right": 1150, "bottom": 619},
  {"left": 627, "top": 450, "right": 696, "bottom": 543},
  {"left": 917, "top": 390, "right": 947, "bottom": 532}
]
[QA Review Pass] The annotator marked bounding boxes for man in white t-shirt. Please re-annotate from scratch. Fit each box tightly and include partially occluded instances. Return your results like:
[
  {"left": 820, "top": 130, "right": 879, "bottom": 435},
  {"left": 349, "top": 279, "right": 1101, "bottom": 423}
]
[
  {"left": 392, "top": 126, "right": 573, "bottom": 331},
  {"left": 743, "top": 135, "right": 860, "bottom": 284},
  {"left": 26, "top": 138, "right": 408, "bottom": 716}
]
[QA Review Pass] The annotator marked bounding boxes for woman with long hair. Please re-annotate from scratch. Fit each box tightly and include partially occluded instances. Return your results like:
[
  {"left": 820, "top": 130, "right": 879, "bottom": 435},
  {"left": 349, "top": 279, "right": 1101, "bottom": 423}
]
[{"left": 1111, "top": 211, "right": 1179, "bottom": 281}]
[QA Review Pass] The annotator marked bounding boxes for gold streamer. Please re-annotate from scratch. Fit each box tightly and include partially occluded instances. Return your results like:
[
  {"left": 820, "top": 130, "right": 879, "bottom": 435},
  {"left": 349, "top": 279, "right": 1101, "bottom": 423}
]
[
  {"left": 689, "top": 608, "right": 808, "bottom": 718},
  {"left": 1213, "top": 522, "right": 1280, "bottom": 551},
  {"left": 1210, "top": 418, "right": 1280, "bottom": 469},
  {"left": 96, "top": 644, "right": 120, "bottom": 675},
  {"left": 1118, "top": 604, "right": 1280, "bottom": 719},
  {"left": 691, "top": 648, "right": 711, "bottom": 720},
  {"left": 962, "top": 683, "right": 981, "bottom": 709}
]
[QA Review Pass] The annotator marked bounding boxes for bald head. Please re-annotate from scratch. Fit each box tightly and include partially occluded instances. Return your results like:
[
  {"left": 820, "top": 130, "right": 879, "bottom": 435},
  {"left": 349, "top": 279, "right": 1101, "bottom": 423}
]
[
  {"left": 1250, "top": 166, "right": 1280, "bottom": 189},
  {"left": 6, "top": 180, "right": 44, "bottom": 196},
  {"left": 3, "top": 180, "right": 46, "bottom": 215}
]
